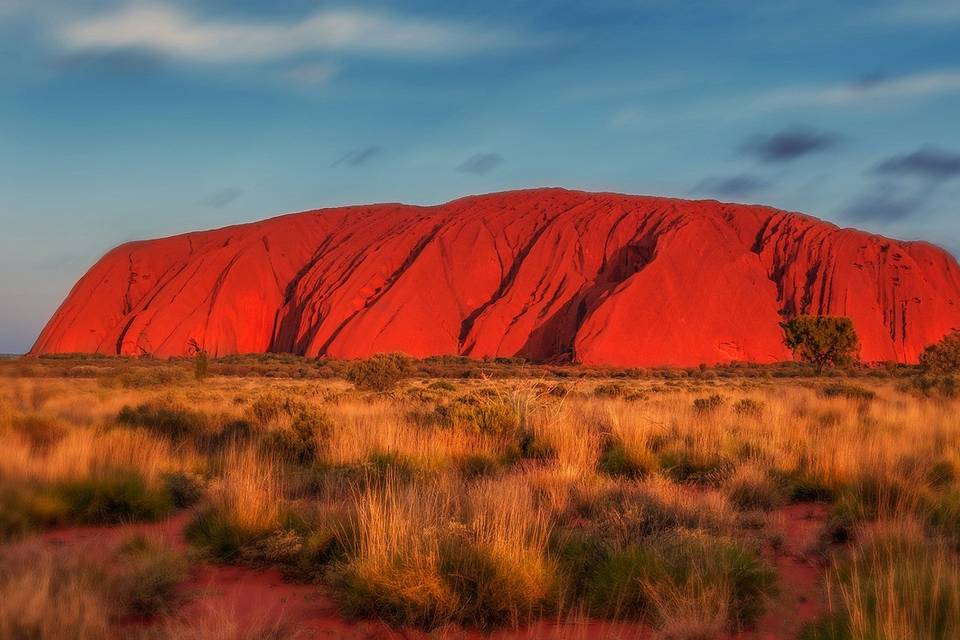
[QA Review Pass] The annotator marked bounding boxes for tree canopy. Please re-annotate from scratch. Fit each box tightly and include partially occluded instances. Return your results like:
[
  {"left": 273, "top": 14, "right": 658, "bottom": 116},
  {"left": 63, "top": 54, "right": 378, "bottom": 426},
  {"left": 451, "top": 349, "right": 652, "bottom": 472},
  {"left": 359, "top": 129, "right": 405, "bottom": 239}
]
[{"left": 780, "top": 316, "right": 859, "bottom": 375}]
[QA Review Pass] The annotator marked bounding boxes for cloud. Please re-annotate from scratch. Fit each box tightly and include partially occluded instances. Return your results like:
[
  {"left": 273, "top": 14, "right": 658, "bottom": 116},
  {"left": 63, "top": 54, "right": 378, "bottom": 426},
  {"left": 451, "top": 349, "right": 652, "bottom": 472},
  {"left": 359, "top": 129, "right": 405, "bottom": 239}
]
[
  {"left": 843, "top": 184, "right": 929, "bottom": 222},
  {"left": 873, "top": 1, "right": 960, "bottom": 25},
  {"left": 198, "top": 187, "right": 244, "bottom": 208},
  {"left": 873, "top": 147, "right": 960, "bottom": 181},
  {"left": 50, "top": 49, "right": 165, "bottom": 75},
  {"left": 844, "top": 147, "right": 960, "bottom": 222},
  {"left": 333, "top": 146, "right": 381, "bottom": 167},
  {"left": 741, "top": 128, "right": 840, "bottom": 163},
  {"left": 282, "top": 62, "right": 338, "bottom": 86},
  {"left": 57, "top": 3, "right": 533, "bottom": 63},
  {"left": 457, "top": 153, "right": 504, "bottom": 175},
  {"left": 691, "top": 175, "right": 769, "bottom": 198},
  {"left": 758, "top": 69, "right": 960, "bottom": 109}
]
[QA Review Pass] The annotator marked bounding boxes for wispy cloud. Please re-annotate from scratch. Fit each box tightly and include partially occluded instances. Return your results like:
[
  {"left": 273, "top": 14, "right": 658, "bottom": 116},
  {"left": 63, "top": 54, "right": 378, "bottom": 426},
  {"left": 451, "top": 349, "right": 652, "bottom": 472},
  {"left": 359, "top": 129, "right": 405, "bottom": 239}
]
[
  {"left": 282, "top": 62, "right": 338, "bottom": 86},
  {"left": 872, "top": 1, "right": 960, "bottom": 25},
  {"left": 741, "top": 128, "right": 840, "bottom": 163},
  {"left": 844, "top": 147, "right": 960, "bottom": 222},
  {"left": 758, "top": 69, "right": 960, "bottom": 109},
  {"left": 691, "top": 175, "right": 769, "bottom": 198},
  {"left": 873, "top": 147, "right": 960, "bottom": 181},
  {"left": 56, "top": 3, "right": 534, "bottom": 63},
  {"left": 457, "top": 153, "right": 504, "bottom": 175},
  {"left": 332, "top": 146, "right": 382, "bottom": 167},
  {"left": 199, "top": 187, "right": 244, "bottom": 208}
]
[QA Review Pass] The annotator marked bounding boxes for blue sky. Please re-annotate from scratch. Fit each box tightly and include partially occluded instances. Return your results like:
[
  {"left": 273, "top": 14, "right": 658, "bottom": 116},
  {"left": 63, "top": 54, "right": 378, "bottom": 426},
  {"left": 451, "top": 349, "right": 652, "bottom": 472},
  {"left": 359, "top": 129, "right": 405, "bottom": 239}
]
[{"left": 2, "top": 0, "right": 960, "bottom": 353}]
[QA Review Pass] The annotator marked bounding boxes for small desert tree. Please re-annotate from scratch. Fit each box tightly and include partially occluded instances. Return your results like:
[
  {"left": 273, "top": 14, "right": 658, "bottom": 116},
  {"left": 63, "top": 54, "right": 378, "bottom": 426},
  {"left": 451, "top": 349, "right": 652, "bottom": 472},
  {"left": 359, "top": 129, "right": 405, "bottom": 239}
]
[
  {"left": 780, "top": 315, "right": 859, "bottom": 375},
  {"left": 915, "top": 330, "right": 960, "bottom": 397},
  {"left": 186, "top": 338, "right": 209, "bottom": 382},
  {"left": 920, "top": 330, "right": 960, "bottom": 374}
]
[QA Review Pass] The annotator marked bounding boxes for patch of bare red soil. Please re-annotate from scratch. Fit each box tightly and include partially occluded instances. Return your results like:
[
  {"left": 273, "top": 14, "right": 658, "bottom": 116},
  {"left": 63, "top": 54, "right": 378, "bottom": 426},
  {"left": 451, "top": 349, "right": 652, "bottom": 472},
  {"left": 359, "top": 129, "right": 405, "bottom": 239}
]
[{"left": 733, "top": 503, "right": 829, "bottom": 640}]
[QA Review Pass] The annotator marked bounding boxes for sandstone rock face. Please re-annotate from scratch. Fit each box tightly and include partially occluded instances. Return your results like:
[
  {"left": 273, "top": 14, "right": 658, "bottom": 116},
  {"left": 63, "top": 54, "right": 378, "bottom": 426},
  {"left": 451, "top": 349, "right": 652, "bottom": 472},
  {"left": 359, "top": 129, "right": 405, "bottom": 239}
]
[{"left": 31, "top": 188, "right": 960, "bottom": 365}]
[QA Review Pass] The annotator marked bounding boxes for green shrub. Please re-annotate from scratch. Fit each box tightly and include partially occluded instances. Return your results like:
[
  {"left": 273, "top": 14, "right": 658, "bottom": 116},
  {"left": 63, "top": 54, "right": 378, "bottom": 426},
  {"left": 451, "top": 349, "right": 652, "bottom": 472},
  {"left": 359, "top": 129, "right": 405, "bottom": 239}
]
[
  {"left": 249, "top": 392, "right": 305, "bottom": 427},
  {"left": 820, "top": 383, "right": 875, "bottom": 402},
  {"left": 732, "top": 399, "right": 764, "bottom": 419},
  {"left": 598, "top": 441, "right": 656, "bottom": 479},
  {"left": 331, "top": 530, "right": 556, "bottom": 630},
  {"left": 777, "top": 468, "right": 836, "bottom": 503},
  {"left": 593, "top": 383, "right": 625, "bottom": 398},
  {"left": 804, "top": 524, "right": 960, "bottom": 639},
  {"left": 442, "top": 397, "right": 522, "bottom": 437},
  {"left": 113, "top": 535, "right": 187, "bottom": 616},
  {"left": 585, "top": 533, "right": 775, "bottom": 630},
  {"left": 692, "top": 394, "right": 725, "bottom": 414},
  {"left": 11, "top": 415, "right": 67, "bottom": 451},
  {"left": 263, "top": 410, "right": 332, "bottom": 464},
  {"left": 185, "top": 508, "right": 249, "bottom": 560},
  {"left": 911, "top": 374, "right": 959, "bottom": 399},
  {"left": 55, "top": 470, "right": 174, "bottom": 525},
  {"left": 659, "top": 449, "right": 733, "bottom": 485},
  {"left": 457, "top": 453, "right": 503, "bottom": 479},
  {"left": 0, "top": 485, "right": 70, "bottom": 540},
  {"left": 346, "top": 353, "right": 411, "bottom": 391},
  {"left": 117, "top": 401, "right": 209, "bottom": 440},
  {"left": 725, "top": 467, "right": 780, "bottom": 511},
  {"left": 437, "top": 538, "right": 557, "bottom": 629},
  {"left": 919, "top": 330, "right": 960, "bottom": 374},
  {"left": 517, "top": 430, "right": 557, "bottom": 461},
  {"left": 162, "top": 471, "right": 205, "bottom": 508}
]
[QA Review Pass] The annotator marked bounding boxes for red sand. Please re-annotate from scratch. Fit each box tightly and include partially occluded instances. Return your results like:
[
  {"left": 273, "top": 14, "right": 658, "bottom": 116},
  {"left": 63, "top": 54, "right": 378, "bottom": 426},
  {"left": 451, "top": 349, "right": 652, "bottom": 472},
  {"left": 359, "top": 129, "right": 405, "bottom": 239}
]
[
  {"left": 32, "top": 188, "right": 960, "bottom": 365},
  {"left": 8, "top": 504, "right": 831, "bottom": 639}
]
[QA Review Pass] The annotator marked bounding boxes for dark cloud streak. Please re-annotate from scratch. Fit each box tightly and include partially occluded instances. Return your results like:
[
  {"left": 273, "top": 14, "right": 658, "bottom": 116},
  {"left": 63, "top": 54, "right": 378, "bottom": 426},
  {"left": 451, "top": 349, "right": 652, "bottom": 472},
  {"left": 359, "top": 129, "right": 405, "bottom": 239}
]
[
  {"left": 49, "top": 49, "right": 166, "bottom": 75},
  {"left": 332, "top": 146, "right": 382, "bottom": 167},
  {"left": 199, "top": 188, "right": 244, "bottom": 209},
  {"left": 691, "top": 174, "right": 769, "bottom": 198},
  {"left": 873, "top": 147, "right": 960, "bottom": 181},
  {"left": 741, "top": 127, "right": 840, "bottom": 163},
  {"left": 457, "top": 153, "right": 504, "bottom": 175}
]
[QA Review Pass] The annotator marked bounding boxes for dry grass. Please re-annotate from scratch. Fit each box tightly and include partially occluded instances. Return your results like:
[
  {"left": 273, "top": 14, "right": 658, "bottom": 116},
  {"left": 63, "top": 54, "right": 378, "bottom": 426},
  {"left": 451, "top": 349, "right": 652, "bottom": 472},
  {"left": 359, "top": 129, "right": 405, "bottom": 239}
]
[{"left": 1, "top": 363, "right": 958, "bottom": 636}]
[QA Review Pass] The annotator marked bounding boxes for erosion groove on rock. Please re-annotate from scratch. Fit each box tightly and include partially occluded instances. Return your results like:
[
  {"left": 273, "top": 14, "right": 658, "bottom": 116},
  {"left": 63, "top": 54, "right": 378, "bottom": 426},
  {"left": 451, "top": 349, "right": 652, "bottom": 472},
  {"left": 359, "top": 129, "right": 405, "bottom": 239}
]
[{"left": 32, "top": 188, "right": 960, "bottom": 365}]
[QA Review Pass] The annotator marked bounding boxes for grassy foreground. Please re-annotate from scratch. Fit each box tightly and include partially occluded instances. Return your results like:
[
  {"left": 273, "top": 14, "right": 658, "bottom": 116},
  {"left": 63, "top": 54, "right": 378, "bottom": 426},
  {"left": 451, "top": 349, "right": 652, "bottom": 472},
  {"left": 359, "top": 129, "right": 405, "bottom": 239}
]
[{"left": 0, "top": 356, "right": 958, "bottom": 639}]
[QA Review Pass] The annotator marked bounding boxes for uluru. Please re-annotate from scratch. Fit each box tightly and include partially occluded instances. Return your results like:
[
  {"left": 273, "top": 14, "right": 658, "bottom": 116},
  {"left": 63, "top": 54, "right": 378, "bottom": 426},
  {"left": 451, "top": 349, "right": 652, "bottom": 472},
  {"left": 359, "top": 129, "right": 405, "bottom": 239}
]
[{"left": 31, "top": 188, "right": 960, "bottom": 366}]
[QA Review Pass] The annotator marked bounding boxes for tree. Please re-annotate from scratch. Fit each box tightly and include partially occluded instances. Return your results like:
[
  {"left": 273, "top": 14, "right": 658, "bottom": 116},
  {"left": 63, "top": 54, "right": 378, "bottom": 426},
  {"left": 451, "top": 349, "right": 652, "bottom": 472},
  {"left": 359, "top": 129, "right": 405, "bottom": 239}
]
[
  {"left": 780, "top": 315, "right": 859, "bottom": 375},
  {"left": 919, "top": 330, "right": 960, "bottom": 374}
]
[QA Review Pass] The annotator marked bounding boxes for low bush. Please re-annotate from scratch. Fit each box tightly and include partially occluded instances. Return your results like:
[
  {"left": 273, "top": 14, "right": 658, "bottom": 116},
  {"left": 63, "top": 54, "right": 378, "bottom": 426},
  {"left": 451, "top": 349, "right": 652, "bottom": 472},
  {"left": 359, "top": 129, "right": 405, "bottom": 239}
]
[
  {"left": 117, "top": 401, "right": 209, "bottom": 440},
  {"left": 820, "top": 383, "right": 875, "bottom": 402},
  {"left": 692, "top": 394, "right": 725, "bottom": 414},
  {"left": 732, "top": 399, "right": 764, "bottom": 419},
  {"left": 725, "top": 466, "right": 781, "bottom": 511},
  {"left": 584, "top": 532, "right": 775, "bottom": 630},
  {"left": 659, "top": 448, "right": 734, "bottom": 485},
  {"left": 11, "top": 414, "right": 67, "bottom": 451},
  {"left": 113, "top": 535, "right": 188, "bottom": 616},
  {"left": 593, "top": 383, "right": 625, "bottom": 398},
  {"left": 598, "top": 441, "right": 656, "bottom": 479},
  {"left": 249, "top": 392, "right": 305, "bottom": 427},
  {"left": 804, "top": 520, "right": 960, "bottom": 639},
  {"left": 162, "top": 471, "right": 205, "bottom": 508},
  {"left": 55, "top": 470, "right": 174, "bottom": 525},
  {"left": 345, "top": 354, "right": 411, "bottom": 392},
  {"left": 0, "top": 547, "right": 111, "bottom": 638},
  {"left": 262, "top": 410, "right": 332, "bottom": 464}
]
